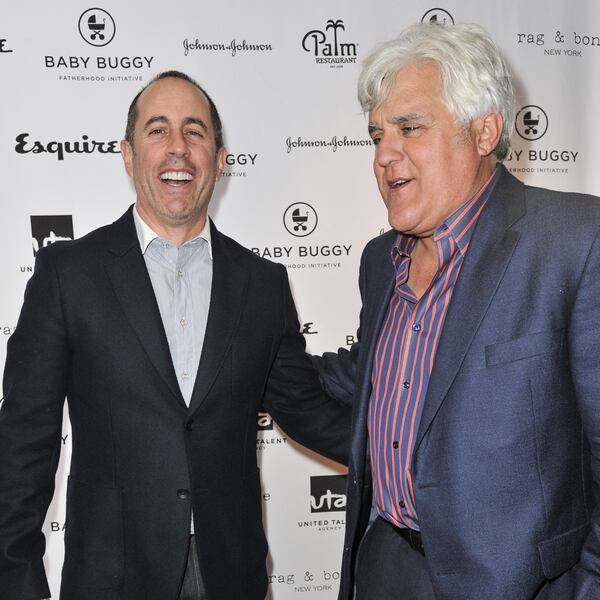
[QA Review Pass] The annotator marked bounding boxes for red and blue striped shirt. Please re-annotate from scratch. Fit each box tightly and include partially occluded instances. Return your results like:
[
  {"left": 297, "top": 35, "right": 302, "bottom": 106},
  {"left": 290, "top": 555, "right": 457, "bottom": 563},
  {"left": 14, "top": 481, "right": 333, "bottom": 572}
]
[{"left": 369, "top": 170, "right": 498, "bottom": 530}]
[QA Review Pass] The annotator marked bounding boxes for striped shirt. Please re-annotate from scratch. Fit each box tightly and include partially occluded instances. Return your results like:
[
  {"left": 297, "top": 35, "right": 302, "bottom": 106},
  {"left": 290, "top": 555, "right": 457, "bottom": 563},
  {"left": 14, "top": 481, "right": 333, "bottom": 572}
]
[{"left": 369, "top": 170, "right": 499, "bottom": 530}]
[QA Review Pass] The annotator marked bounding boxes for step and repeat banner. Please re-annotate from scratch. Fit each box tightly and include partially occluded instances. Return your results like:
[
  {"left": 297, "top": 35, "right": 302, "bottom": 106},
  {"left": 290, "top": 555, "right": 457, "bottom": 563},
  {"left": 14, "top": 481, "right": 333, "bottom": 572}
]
[{"left": 2, "top": 1, "right": 600, "bottom": 598}]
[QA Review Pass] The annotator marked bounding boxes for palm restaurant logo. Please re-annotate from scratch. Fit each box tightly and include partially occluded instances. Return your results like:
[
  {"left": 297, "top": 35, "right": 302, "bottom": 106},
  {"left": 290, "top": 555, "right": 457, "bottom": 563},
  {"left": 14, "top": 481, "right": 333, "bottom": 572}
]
[{"left": 302, "top": 19, "right": 357, "bottom": 65}]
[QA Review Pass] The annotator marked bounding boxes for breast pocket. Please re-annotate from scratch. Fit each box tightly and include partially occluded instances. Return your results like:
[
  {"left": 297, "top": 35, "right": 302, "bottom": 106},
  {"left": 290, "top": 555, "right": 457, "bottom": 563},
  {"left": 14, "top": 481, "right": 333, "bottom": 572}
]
[{"left": 485, "top": 328, "right": 564, "bottom": 367}]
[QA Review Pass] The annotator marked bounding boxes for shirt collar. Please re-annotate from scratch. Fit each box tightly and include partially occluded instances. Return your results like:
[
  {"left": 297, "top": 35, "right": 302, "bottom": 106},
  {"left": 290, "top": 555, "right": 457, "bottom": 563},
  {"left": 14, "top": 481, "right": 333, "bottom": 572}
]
[
  {"left": 132, "top": 204, "right": 213, "bottom": 259},
  {"left": 391, "top": 165, "right": 500, "bottom": 260},
  {"left": 433, "top": 166, "right": 500, "bottom": 254}
]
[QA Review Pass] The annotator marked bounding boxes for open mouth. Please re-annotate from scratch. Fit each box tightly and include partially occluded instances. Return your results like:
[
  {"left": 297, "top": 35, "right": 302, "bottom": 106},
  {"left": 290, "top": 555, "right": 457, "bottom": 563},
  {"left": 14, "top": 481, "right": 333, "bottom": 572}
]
[
  {"left": 388, "top": 178, "right": 411, "bottom": 189},
  {"left": 160, "top": 171, "right": 193, "bottom": 185}
]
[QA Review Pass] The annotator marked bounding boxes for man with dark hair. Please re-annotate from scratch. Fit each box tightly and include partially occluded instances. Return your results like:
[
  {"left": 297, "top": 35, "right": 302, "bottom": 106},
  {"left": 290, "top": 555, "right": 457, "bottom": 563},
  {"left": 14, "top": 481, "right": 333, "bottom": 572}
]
[{"left": 0, "top": 71, "right": 349, "bottom": 600}]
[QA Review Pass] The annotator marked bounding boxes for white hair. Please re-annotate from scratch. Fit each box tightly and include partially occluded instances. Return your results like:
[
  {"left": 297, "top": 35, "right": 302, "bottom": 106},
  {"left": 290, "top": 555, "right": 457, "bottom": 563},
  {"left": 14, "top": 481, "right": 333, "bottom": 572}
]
[{"left": 358, "top": 22, "right": 514, "bottom": 161}]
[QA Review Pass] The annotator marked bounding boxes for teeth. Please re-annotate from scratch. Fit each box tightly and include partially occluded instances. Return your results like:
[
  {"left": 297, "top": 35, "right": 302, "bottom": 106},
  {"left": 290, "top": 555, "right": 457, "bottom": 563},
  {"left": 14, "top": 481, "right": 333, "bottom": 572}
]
[
  {"left": 160, "top": 171, "right": 193, "bottom": 181},
  {"left": 390, "top": 178, "right": 407, "bottom": 188}
]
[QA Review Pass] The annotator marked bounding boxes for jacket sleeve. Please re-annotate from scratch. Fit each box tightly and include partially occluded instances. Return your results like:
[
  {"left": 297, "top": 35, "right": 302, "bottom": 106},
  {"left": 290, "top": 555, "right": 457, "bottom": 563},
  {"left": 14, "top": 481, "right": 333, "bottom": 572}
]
[
  {"left": 311, "top": 245, "right": 369, "bottom": 411},
  {"left": 262, "top": 264, "right": 352, "bottom": 466},
  {"left": 0, "top": 247, "right": 70, "bottom": 600},
  {"left": 569, "top": 227, "right": 600, "bottom": 596}
]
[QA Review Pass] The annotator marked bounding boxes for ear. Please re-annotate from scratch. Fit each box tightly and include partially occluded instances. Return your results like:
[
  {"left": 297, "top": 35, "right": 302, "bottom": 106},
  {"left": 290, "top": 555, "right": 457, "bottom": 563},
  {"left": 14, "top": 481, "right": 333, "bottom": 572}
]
[
  {"left": 474, "top": 111, "right": 503, "bottom": 157},
  {"left": 214, "top": 145, "right": 227, "bottom": 182},
  {"left": 120, "top": 139, "right": 134, "bottom": 177}
]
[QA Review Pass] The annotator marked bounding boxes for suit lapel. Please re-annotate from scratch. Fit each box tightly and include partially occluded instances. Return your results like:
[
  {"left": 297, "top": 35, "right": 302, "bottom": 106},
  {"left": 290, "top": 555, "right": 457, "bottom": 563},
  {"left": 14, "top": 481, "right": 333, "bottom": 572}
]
[
  {"left": 352, "top": 233, "right": 396, "bottom": 468},
  {"left": 414, "top": 168, "right": 526, "bottom": 451},
  {"left": 188, "top": 222, "right": 249, "bottom": 413},
  {"left": 104, "top": 208, "right": 186, "bottom": 408}
]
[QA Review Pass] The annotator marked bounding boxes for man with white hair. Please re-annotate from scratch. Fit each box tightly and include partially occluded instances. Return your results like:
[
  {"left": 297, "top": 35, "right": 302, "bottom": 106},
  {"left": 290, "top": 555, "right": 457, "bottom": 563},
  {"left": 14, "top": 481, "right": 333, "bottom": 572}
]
[{"left": 316, "top": 22, "right": 600, "bottom": 599}]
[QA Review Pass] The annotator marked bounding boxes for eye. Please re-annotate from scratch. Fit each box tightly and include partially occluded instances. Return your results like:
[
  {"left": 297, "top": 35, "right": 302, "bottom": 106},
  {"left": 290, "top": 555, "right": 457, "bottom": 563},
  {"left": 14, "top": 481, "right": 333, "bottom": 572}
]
[
  {"left": 371, "top": 137, "right": 381, "bottom": 146},
  {"left": 185, "top": 129, "right": 204, "bottom": 138},
  {"left": 149, "top": 127, "right": 166, "bottom": 136},
  {"left": 401, "top": 126, "right": 420, "bottom": 135}
]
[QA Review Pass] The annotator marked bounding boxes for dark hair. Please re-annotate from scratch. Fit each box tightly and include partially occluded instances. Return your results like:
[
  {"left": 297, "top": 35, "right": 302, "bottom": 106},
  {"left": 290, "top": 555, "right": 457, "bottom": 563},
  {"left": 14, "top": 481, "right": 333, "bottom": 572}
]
[{"left": 124, "top": 70, "right": 224, "bottom": 149}]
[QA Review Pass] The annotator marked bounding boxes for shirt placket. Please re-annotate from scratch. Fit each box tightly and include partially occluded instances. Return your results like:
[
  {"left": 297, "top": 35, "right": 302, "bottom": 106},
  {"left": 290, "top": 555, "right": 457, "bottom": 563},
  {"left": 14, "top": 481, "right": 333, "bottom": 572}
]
[{"left": 175, "top": 246, "right": 194, "bottom": 406}]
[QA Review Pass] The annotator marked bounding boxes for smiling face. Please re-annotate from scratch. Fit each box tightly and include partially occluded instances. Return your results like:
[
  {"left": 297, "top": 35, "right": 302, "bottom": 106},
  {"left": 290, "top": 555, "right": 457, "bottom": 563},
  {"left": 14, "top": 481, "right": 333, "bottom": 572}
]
[
  {"left": 368, "top": 61, "right": 498, "bottom": 238},
  {"left": 120, "top": 77, "right": 225, "bottom": 240}
]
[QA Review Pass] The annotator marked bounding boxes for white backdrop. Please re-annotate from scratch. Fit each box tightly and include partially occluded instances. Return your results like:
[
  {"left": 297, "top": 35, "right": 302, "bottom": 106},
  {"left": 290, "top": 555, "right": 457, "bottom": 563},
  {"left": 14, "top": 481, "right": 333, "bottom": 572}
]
[{"left": 2, "top": 1, "right": 600, "bottom": 598}]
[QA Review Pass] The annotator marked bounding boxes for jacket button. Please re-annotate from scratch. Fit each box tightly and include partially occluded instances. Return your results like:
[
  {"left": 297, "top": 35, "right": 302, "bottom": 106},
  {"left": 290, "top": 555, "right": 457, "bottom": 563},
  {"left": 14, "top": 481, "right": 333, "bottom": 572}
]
[
  {"left": 177, "top": 489, "right": 190, "bottom": 499},
  {"left": 185, "top": 420, "right": 194, "bottom": 431}
]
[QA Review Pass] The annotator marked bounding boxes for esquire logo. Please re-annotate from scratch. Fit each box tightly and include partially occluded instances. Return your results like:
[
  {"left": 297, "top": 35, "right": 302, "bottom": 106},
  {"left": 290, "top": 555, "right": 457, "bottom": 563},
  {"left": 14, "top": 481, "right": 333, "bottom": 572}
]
[
  {"left": 15, "top": 133, "right": 120, "bottom": 161},
  {"left": 0, "top": 37, "right": 13, "bottom": 53},
  {"left": 30, "top": 216, "right": 74, "bottom": 257},
  {"left": 302, "top": 19, "right": 357, "bottom": 65},
  {"left": 310, "top": 475, "right": 347, "bottom": 513}
]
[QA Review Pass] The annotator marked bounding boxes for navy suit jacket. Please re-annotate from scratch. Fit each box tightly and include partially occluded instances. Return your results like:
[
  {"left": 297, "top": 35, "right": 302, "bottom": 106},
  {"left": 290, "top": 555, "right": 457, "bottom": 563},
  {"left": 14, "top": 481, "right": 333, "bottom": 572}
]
[
  {"left": 0, "top": 207, "right": 350, "bottom": 600},
  {"left": 317, "top": 167, "right": 600, "bottom": 599}
]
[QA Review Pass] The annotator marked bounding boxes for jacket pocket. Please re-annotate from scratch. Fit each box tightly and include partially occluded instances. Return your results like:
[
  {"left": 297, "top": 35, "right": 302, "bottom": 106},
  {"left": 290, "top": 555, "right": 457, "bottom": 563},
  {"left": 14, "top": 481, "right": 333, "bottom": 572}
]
[
  {"left": 537, "top": 522, "right": 589, "bottom": 580},
  {"left": 63, "top": 476, "right": 125, "bottom": 590},
  {"left": 485, "top": 328, "right": 563, "bottom": 366}
]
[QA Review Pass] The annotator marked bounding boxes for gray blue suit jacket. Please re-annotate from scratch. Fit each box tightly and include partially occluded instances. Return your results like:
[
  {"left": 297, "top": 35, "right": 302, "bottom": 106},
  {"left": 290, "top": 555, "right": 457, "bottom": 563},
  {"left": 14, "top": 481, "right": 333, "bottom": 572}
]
[{"left": 317, "top": 166, "right": 600, "bottom": 599}]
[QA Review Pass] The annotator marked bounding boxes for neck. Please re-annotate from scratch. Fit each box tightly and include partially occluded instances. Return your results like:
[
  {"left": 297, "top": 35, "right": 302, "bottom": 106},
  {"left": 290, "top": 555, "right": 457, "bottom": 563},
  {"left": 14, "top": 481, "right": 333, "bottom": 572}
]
[{"left": 136, "top": 204, "right": 206, "bottom": 248}]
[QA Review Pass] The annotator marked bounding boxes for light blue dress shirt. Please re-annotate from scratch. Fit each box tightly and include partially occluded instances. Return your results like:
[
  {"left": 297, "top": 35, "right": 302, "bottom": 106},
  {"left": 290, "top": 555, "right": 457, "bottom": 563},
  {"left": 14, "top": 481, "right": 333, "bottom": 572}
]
[{"left": 132, "top": 206, "right": 212, "bottom": 407}]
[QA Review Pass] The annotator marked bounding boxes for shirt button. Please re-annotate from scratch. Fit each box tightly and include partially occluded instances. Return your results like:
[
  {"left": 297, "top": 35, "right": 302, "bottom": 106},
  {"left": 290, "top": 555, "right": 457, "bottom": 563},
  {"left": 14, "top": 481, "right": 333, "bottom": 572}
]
[
  {"left": 399, "top": 500, "right": 405, "bottom": 508},
  {"left": 177, "top": 269, "right": 184, "bottom": 277},
  {"left": 177, "top": 489, "right": 190, "bottom": 499},
  {"left": 393, "top": 441, "right": 399, "bottom": 449},
  {"left": 412, "top": 323, "right": 421, "bottom": 332},
  {"left": 402, "top": 381, "right": 410, "bottom": 390},
  {"left": 182, "top": 370, "right": 190, "bottom": 379},
  {"left": 180, "top": 318, "right": 188, "bottom": 327}
]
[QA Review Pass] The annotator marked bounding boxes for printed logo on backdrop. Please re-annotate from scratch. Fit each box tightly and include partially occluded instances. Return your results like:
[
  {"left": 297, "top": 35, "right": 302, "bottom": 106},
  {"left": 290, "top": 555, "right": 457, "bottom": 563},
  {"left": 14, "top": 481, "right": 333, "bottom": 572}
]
[
  {"left": 507, "top": 104, "right": 579, "bottom": 177},
  {"left": 0, "top": 38, "right": 13, "bottom": 53},
  {"left": 302, "top": 19, "right": 358, "bottom": 67},
  {"left": 268, "top": 569, "right": 339, "bottom": 593},
  {"left": 78, "top": 8, "right": 116, "bottom": 47},
  {"left": 283, "top": 203, "right": 318, "bottom": 237},
  {"left": 298, "top": 475, "right": 347, "bottom": 533},
  {"left": 222, "top": 152, "right": 258, "bottom": 178},
  {"left": 258, "top": 410, "right": 274, "bottom": 431},
  {"left": 15, "top": 133, "right": 120, "bottom": 161},
  {"left": 30, "top": 216, "right": 74, "bottom": 257},
  {"left": 517, "top": 28, "right": 599, "bottom": 58},
  {"left": 301, "top": 322, "right": 318, "bottom": 335},
  {"left": 251, "top": 204, "right": 353, "bottom": 271},
  {"left": 421, "top": 8, "right": 455, "bottom": 25},
  {"left": 44, "top": 8, "right": 154, "bottom": 83},
  {"left": 182, "top": 37, "right": 272, "bottom": 57},
  {"left": 256, "top": 410, "right": 288, "bottom": 449},
  {"left": 515, "top": 105, "right": 548, "bottom": 141},
  {"left": 286, "top": 135, "right": 372, "bottom": 154}
]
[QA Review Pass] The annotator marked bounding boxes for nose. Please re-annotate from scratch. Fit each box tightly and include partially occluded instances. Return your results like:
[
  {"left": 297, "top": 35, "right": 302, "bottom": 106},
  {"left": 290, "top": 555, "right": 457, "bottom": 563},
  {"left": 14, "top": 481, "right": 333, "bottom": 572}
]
[
  {"left": 166, "top": 129, "right": 189, "bottom": 158},
  {"left": 374, "top": 132, "right": 404, "bottom": 169}
]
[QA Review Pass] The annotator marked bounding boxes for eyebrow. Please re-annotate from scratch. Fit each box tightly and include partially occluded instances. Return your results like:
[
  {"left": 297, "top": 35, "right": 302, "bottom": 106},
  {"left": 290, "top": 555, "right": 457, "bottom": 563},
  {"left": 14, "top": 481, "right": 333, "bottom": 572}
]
[
  {"left": 142, "top": 115, "right": 209, "bottom": 133},
  {"left": 368, "top": 112, "right": 426, "bottom": 133}
]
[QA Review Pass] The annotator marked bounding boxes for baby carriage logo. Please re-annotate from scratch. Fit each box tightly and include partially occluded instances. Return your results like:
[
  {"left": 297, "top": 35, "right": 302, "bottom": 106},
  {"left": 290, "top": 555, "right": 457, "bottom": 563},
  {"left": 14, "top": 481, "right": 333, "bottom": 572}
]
[
  {"left": 283, "top": 202, "right": 318, "bottom": 237},
  {"left": 515, "top": 105, "right": 548, "bottom": 141},
  {"left": 78, "top": 8, "right": 116, "bottom": 47},
  {"left": 421, "top": 8, "right": 455, "bottom": 25}
]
